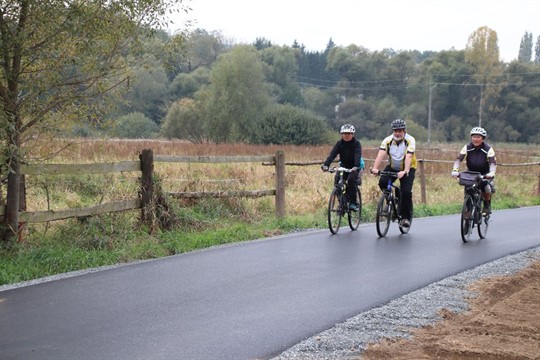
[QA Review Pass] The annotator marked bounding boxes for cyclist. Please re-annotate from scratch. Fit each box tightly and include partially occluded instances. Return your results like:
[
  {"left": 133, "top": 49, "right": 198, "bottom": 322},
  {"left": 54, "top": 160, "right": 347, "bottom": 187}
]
[
  {"left": 321, "top": 124, "right": 363, "bottom": 211},
  {"left": 451, "top": 127, "right": 497, "bottom": 215},
  {"left": 370, "top": 119, "right": 416, "bottom": 228}
]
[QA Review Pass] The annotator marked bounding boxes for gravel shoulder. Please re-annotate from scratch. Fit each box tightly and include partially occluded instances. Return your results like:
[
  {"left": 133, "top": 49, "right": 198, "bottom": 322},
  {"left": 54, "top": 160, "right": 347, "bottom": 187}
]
[{"left": 273, "top": 246, "right": 540, "bottom": 359}]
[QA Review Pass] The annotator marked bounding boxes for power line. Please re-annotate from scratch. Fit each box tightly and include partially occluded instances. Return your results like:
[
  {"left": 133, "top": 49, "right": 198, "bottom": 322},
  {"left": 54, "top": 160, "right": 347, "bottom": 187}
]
[{"left": 295, "top": 77, "right": 540, "bottom": 91}]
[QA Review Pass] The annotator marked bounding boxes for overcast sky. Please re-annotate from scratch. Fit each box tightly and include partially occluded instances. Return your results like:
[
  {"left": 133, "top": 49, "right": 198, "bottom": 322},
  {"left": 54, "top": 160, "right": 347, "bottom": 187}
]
[{"left": 170, "top": 0, "right": 540, "bottom": 63}]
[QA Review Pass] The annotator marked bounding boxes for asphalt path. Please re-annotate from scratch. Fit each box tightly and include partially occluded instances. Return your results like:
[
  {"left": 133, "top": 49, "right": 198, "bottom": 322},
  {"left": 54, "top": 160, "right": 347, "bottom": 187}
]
[{"left": 1, "top": 206, "right": 539, "bottom": 360}]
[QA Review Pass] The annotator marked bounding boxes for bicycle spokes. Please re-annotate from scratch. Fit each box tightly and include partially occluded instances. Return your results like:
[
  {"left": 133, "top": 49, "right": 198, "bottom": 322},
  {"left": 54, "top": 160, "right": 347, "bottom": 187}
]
[
  {"left": 376, "top": 195, "right": 392, "bottom": 237},
  {"left": 461, "top": 196, "right": 474, "bottom": 242},
  {"left": 327, "top": 189, "right": 342, "bottom": 234}
]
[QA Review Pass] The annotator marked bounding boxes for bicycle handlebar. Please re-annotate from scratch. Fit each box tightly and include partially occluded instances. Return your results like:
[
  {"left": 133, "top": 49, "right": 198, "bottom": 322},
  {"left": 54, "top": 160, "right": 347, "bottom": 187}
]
[
  {"left": 376, "top": 170, "right": 399, "bottom": 178},
  {"left": 457, "top": 173, "right": 486, "bottom": 180},
  {"left": 328, "top": 166, "right": 355, "bottom": 173}
]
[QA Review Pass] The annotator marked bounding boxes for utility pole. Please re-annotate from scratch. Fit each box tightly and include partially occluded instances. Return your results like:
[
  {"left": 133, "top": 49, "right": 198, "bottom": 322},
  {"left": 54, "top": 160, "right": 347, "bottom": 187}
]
[
  {"left": 478, "top": 85, "right": 483, "bottom": 127},
  {"left": 427, "top": 79, "right": 437, "bottom": 148}
]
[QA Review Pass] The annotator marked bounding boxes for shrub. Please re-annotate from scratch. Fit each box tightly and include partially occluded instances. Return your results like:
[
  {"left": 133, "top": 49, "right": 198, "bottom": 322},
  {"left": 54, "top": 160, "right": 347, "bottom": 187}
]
[
  {"left": 110, "top": 112, "right": 159, "bottom": 139},
  {"left": 258, "top": 104, "right": 328, "bottom": 145}
]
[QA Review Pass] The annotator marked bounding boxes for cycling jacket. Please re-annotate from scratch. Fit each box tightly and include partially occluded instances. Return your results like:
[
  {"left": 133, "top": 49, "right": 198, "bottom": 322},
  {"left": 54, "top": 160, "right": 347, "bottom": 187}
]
[
  {"left": 457, "top": 142, "right": 496, "bottom": 175},
  {"left": 323, "top": 138, "right": 362, "bottom": 169},
  {"left": 379, "top": 133, "right": 417, "bottom": 171}
]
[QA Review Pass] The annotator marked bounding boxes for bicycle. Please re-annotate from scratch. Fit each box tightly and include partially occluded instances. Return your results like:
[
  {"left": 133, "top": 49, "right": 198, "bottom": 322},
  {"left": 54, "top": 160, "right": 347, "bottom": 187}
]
[
  {"left": 374, "top": 170, "right": 412, "bottom": 237},
  {"left": 458, "top": 171, "right": 490, "bottom": 242},
  {"left": 326, "top": 166, "right": 362, "bottom": 234}
]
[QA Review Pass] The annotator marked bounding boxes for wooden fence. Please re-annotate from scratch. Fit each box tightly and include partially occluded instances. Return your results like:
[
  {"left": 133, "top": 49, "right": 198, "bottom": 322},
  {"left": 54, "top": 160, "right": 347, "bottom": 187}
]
[
  {"left": 1, "top": 149, "right": 538, "bottom": 227},
  {"left": 2, "top": 149, "right": 285, "bottom": 226},
  {"left": 266, "top": 158, "right": 540, "bottom": 203}
]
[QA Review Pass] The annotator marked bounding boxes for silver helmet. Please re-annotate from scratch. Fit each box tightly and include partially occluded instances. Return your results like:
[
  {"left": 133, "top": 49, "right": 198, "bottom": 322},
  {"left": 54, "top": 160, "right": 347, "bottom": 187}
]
[
  {"left": 470, "top": 127, "right": 487, "bottom": 138},
  {"left": 391, "top": 119, "right": 406, "bottom": 130},
  {"left": 340, "top": 124, "right": 356, "bottom": 134}
]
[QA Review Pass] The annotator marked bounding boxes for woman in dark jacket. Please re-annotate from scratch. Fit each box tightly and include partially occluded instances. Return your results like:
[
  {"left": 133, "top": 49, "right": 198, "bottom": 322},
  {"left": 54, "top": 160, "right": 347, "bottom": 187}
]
[{"left": 321, "top": 124, "right": 363, "bottom": 211}]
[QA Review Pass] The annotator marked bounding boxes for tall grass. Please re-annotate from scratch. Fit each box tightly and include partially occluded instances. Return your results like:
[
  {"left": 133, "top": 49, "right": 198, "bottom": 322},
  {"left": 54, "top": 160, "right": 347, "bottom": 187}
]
[{"left": 1, "top": 139, "right": 539, "bottom": 286}]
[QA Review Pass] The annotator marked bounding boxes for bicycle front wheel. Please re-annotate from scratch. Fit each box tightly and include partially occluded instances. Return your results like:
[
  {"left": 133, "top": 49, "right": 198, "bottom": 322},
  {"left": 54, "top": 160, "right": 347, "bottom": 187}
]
[
  {"left": 478, "top": 203, "right": 489, "bottom": 239},
  {"left": 376, "top": 194, "right": 392, "bottom": 237},
  {"left": 348, "top": 187, "right": 362, "bottom": 231},
  {"left": 328, "top": 189, "right": 342, "bottom": 234},
  {"left": 461, "top": 195, "right": 474, "bottom": 242}
]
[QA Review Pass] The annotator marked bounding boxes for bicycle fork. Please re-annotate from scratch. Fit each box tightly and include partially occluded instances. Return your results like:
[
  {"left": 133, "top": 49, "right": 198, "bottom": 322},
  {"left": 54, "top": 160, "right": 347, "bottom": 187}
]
[{"left": 340, "top": 188, "right": 348, "bottom": 216}]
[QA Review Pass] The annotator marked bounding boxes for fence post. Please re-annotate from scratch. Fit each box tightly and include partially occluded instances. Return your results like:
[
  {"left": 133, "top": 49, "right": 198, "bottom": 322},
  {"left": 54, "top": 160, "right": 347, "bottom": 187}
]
[
  {"left": 139, "top": 149, "right": 154, "bottom": 227},
  {"left": 537, "top": 165, "right": 540, "bottom": 197},
  {"left": 275, "top": 150, "right": 285, "bottom": 218},
  {"left": 419, "top": 159, "right": 426, "bottom": 204}
]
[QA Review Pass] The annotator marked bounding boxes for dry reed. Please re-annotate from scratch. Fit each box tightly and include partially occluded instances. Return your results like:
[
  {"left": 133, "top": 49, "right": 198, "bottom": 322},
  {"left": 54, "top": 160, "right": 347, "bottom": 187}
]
[{"left": 17, "top": 138, "right": 540, "bottom": 218}]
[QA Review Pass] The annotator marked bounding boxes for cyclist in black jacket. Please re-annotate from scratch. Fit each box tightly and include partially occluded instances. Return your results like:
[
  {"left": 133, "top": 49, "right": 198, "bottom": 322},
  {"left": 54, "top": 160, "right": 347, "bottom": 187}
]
[
  {"left": 321, "top": 124, "right": 363, "bottom": 211},
  {"left": 451, "top": 127, "right": 497, "bottom": 214}
]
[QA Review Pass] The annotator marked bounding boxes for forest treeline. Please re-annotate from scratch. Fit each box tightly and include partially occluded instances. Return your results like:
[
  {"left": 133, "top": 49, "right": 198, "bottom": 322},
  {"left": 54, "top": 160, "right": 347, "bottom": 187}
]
[{"left": 96, "top": 27, "right": 540, "bottom": 145}]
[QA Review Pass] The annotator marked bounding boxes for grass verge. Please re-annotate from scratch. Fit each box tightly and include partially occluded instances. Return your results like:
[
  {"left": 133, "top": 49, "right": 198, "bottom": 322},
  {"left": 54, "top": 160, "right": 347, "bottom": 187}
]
[{"left": 1, "top": 197, "right": 539, "bottom": 286}]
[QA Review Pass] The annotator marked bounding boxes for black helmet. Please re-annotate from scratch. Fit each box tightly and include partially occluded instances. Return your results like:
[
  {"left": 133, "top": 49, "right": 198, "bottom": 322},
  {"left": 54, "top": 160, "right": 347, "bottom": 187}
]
[{"left": 391, "top": 119, "right": 406, "bottom": 130}]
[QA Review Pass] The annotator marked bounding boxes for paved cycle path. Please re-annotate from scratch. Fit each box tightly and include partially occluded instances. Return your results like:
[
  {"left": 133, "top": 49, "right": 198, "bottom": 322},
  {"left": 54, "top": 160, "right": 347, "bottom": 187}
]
[{"left": 1, "top": 207, "right": 539, "bottom": 360}]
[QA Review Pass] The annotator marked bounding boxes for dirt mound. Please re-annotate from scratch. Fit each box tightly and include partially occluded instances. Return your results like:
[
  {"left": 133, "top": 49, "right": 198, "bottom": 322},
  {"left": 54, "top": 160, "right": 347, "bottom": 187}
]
[{"left": 361, "top": 259, "right": 540, "bottom": 360}]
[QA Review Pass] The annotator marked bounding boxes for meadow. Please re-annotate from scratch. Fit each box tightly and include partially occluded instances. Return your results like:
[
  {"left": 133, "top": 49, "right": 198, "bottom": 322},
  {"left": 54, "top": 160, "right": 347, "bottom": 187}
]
[{"left": 1, "top": 139, "right": 539, "bottom": 285}]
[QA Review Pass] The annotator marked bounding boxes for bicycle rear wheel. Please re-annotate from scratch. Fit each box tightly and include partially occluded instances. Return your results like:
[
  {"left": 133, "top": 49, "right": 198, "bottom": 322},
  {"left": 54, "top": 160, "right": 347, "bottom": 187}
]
[
  {"left": 348, "top": 187, "right": 362, "bottom": 231},
  {"left": 477, "top": 203, "right": 489, "bottom": 239},
  {"left": 327, "top": 189, "right": 342, "bottom": 234},
  {"left": 461, "top": 195, "right": 474, "bottom": 242},
  {"left": 376, "top": 194, "right": 392, "bottom": 237}
]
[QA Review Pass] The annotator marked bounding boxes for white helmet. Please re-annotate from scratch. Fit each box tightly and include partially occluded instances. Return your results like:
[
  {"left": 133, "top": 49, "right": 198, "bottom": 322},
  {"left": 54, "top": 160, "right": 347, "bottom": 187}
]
[
  {"left": 340, "top": 124, "right": 355, "bottom": 134},
  {"left": 470, "top": 127, "right": 487, "bottom": 138}
]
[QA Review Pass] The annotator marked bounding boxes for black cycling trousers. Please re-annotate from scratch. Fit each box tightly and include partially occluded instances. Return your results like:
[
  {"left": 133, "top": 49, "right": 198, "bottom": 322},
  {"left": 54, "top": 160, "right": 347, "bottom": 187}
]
[
  {"left": 334, "top": 169, "right": 360, "bottom": 204},
  {"left": 378, "top": 167, "right": 415, "bottom": 221}
]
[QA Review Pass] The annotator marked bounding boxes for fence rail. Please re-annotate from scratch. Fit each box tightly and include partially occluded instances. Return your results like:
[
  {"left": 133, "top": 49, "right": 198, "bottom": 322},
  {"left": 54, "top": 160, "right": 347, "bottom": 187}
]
[
  {"left": 2, "top": 150, "right": 285, "bottom": 226},
  {"left": 19, "top": 199, "right": 141, "bottom": 223},
  {"left": 20, "top": 161, "right": 141, "bottom": 175},
  {"left": 155, "top": 155, "right": 275, "bottom": 164},
  {"left": 2, "top": 150, "right": 538, "bottom": 226},
  {"left": 268, "top": 158, "right": 540, "bottom": 203}
]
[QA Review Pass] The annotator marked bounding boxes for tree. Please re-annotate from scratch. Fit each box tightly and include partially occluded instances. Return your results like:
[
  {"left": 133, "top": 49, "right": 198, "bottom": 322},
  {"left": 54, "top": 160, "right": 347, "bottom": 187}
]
[
  {"left": 0, "top": 0, "right": 184, "bottom": 243},
  {"left": 384, "top": 51, "right": 416, "bottom": 102},
  {"left": 110, "top": 112, "right": 159, "bottom": 139},
  {"left": 535, "top": 35, "right": 540, "bottom": 64},
  {"left": 119, "top": 57, "right": 169, "bottom": 124},
  {"left": 199, "top": 45, "right": 271, "bottom": 143},
  {"left": 258, "top": 104, "right": 328, "bottom": 145},
  {"left": 518, "top": 32, "right": 533, "bottom": 63},
  {"left": 168, "top": 68, "right": 210, "bottom": 101},
  {"left": 302, "top": 86, "right": 337, "bottom": 121},
  {"left": 326, "top": 45, "right": 372, "bottom": 93},
  {"left": 160, "top": 98, "right": 205, "bottom": 143},
  {"left": 465, "top": 26, "right": 503, "bottom": 127},
  {"left": 169, "top": 29, "right": 228, "bottom": 74},
  {"left": 260, "top": 45, "right": 303, "bottom": 106},
  {"left": 253, "top": 37, "right": 273, "bottom": 50}
]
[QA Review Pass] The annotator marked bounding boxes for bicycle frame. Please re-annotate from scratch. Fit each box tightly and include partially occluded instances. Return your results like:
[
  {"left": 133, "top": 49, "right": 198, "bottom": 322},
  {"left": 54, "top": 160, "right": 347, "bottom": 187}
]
[
  {"left": 465, "top": 184, "right": 482, "bottom": 221},
  {"left": 380, "top": 171, "right": 402, "bottom": 222},
  {"left": 459, "top": 171, "right": 489, "bottom": 242},
  {"left": 335, "top": 169, "right": 348, "bottom": 213},
  {"left": 326, "top": 167, "right": 361, "bottom": 234},
  {"left": 375, "top": 170, "right": 411, "bottom": 236}
]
